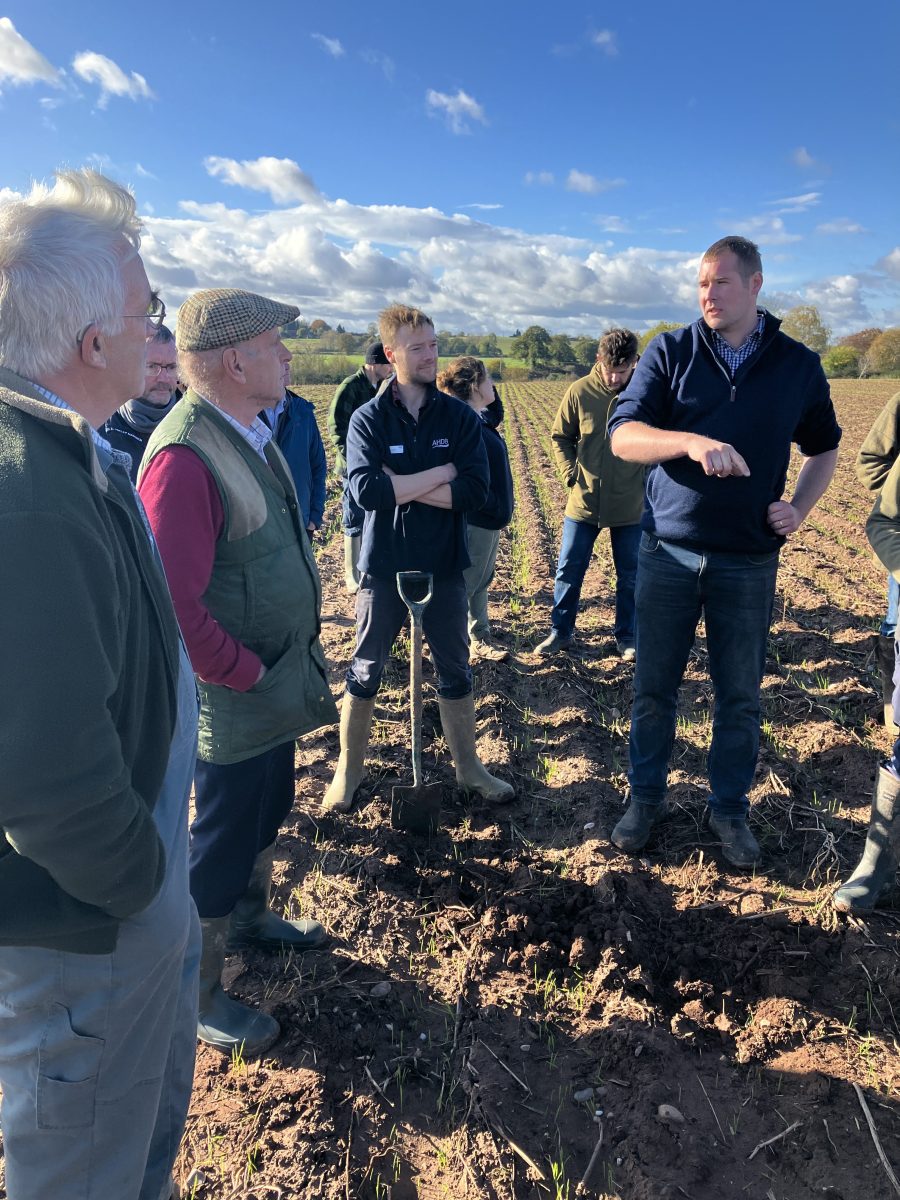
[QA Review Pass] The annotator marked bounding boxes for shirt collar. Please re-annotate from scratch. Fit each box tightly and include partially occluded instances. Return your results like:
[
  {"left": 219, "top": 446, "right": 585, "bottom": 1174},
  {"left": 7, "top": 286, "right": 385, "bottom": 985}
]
[
  {"left": 31, "top": 384, "right": 132, "bottom": 472},
  {"left": 198, "top": 395, "right": 273, "bottom": 461}
]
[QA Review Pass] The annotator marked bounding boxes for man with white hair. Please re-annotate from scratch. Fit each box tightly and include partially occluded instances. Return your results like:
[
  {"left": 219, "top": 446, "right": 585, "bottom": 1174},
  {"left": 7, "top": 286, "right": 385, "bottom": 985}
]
[
  {"left": 139, "top": 288, "right": 337, "bottom": 1057},
  {"left": 0, "top": 170, "right": 198, "bottom": 1200}
]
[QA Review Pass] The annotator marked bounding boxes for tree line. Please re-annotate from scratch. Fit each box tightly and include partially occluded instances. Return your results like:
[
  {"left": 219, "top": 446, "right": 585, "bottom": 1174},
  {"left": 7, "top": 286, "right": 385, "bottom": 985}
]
[{"left": 286, "top": 308, "right": 900, "bottom": 383}]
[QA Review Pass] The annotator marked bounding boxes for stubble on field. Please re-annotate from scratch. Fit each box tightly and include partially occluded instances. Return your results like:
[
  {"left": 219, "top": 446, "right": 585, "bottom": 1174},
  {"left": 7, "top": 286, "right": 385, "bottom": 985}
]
[{"left": 175, "top": 379, "right": 900, "bottom": 1200}]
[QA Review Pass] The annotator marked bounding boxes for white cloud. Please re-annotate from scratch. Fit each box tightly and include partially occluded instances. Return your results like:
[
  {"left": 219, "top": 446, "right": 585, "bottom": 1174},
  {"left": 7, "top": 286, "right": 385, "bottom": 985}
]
[
  {"left": 425, "top": 88, "right": 487, "bottom": 134},
  {"left": 791, "top": 146, "right": 816, "bottom": 169},
  {"left": 311, "top": 33, "right": 344, "bottom": 58},
  {"left": 728, "top": 215, "right": 802, "bottom": 246},
  {"left": 462, "top": 203, "right": 503, "bottom": 211},
  {"left": 72, "top": 51, "right": 154, "bottom": 107},
  {"left": 360, "top": 49, "right": 394, "bottom": 80},
  {"left": 591, "top": 29, "right": 618, "bottom": 56},
  {"left": 132, "top": 156, "right": 898, "bottom": 338},
  {"left": 525, "top": 171, "right": 555, "bottom": 186},
  {"left": 566, "top": 170, "right": 625, "bottom": 195},
  {"left": 879, "top": 248, "right": 900, "bottom": 281},
  {"left": 135, "top": 162, "right": 156, "bottom": 180},
  {"left": 766, "top": 191, "right": 820, "bottom": 213},
  {"left": 595, "top": 215, "right": 631, "bottom": 233},
  {"left": 0, "top": 18, "right": 60, "bottom": 88},
  {"left": 204, "top": 155, "right": 321, "bottom": 205},
  {"left": 816, "top": 218, "right": 867, "bottom": 235}
]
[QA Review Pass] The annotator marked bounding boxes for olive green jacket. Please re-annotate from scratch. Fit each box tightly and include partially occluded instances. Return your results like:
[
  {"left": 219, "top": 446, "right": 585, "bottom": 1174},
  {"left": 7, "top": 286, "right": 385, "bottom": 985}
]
[
  {"left": 0, "top": 369, "right": 180, "bottom": 951},
  {"left": 142, "top": 394, "right": 337, "bottom": 764},
  {"left": 860, "top": 392, "right": 900, "bottom": 581},
  {"left": 550, "top": 365, "right": 645, "bottom": 528}
]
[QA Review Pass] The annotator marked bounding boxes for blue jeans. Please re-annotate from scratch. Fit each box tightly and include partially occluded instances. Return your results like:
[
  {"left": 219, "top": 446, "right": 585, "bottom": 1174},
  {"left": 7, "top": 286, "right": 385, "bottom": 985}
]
[
  {"left": 882, "top": 574, "right": 899, "bottom": 638},
  {"left": 551, "top": 518, "right": 641, "bottom": 643},
  {"left": 628, "top": 534, "right": 779, "bottom": 818}
]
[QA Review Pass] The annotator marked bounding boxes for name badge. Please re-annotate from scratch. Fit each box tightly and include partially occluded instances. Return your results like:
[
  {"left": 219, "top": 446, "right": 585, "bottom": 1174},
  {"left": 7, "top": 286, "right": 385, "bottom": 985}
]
[
  {"left": 432, "top": 437, "right": 449, "bottom": 449},
  {"left": 389, "top": 444, "right": 404, "bottom": 454}
]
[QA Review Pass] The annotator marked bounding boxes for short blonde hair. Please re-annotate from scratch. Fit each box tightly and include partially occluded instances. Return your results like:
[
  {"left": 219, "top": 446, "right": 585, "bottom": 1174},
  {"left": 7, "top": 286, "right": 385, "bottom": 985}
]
[{"left": 378, "top": 304, "right": 433, "bottom": 348}]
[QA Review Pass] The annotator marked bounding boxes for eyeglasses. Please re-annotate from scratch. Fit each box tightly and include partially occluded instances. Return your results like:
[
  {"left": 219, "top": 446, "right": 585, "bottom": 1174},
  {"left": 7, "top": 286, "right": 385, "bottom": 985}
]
[
  {"left": 146, "top": 361, "right": 178, "bottom": 376},
  {"left": 76, "top": 294, "right": 167, "bottom": 346},
  {"left": 123, "top": 294, "right": 167, "bottom": 329}
]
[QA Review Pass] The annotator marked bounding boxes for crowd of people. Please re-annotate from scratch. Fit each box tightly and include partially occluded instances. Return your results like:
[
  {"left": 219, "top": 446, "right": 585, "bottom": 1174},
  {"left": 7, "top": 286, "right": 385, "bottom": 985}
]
[{"left": 0, "top": 167, "right": 897, "bottom": 1199}]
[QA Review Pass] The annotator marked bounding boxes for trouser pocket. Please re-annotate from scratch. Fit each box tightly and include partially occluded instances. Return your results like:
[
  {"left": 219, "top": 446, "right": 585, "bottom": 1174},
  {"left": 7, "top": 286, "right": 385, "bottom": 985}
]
[{"left": 37, "top": 1002, "right": 105, "bottom": 1130}]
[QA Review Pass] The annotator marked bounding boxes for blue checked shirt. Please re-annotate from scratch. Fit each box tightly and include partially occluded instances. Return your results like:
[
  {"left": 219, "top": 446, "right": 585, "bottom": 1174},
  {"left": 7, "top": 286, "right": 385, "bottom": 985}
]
[
  {"left": 710, "top": 310, "right": 766, "bottom": 377},
  {"left": 198, "top": 395, "right": 273, "bottom": 461}
]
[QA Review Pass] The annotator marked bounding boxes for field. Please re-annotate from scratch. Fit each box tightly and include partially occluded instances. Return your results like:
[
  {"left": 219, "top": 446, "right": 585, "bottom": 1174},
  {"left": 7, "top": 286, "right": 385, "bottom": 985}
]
[{"left": 170, "top": 378, "right": 900, "bottom": 1199}]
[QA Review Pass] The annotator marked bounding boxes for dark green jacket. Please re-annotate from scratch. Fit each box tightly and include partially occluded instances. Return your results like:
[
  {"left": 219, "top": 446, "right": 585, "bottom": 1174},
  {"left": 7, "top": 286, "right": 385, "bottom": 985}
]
[
  {"left": 551, "top": 364, "right": 645, "bottom": 528},
  {"left": 142, "top": 394, "right": 337, "bottom": 764},
  {"left": 0, "top": 370, "right": 180, "bottom": 953},
  {"left": 328, "top": 367, "right": 377, "bottom": 473}
]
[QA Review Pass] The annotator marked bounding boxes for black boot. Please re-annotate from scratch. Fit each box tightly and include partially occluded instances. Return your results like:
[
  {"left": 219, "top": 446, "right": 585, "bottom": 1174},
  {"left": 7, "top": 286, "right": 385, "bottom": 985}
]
[
  {"left": 197, "top": 916, "right": 280, "bottom": 1056},
  {"left": 833, "top": 766, "right": 900, "bottom": 913},
  {"left": 876, "top": 634, "right": 896, "bottom": 729},
  {"left": 228, "top": 844, "right": 327, "bottom": 952},
  {"left": 610, "top": 799, "right": 667, "bottom": 852}
]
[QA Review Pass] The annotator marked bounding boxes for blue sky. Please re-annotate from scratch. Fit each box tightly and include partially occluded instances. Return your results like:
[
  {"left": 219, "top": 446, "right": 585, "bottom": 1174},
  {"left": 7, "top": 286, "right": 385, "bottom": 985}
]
[{"left": 2, "top": 0, "right": 898, "bottom": 336}]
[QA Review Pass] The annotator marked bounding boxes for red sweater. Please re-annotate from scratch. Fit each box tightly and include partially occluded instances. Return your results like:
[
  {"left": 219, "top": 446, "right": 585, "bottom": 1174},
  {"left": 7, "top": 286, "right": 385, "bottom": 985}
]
[{"left": 139, "top": 446, "right": 262, "bottom": 691}]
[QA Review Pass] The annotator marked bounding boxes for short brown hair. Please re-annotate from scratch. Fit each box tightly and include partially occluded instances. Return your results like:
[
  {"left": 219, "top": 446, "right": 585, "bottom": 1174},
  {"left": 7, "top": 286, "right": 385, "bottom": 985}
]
[
  {"left": 598, "top": 328, "right": 639, "bottom": 367},
  {"left": 378, "top": 303, "right": 434, "bottom": 347},
  {"left": 437, "top": 355, "right": 486, "bottom": 401},
  {"left": 701, "top": 236, "right": 762, "bottom": 279}
]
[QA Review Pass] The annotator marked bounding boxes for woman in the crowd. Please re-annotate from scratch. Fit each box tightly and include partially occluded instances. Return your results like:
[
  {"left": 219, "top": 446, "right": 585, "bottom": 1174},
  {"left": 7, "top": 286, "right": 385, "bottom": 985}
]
[{"left": 437, "top": 357, "right": 514, "bottom": 661}]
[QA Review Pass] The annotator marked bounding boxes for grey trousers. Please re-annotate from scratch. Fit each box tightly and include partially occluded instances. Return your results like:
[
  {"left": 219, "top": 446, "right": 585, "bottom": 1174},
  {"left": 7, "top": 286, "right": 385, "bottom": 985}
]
[
  {"left": 463, "top": 524, "right": 502, "bottom": 639},
  {"left": 0, "top": 649, "right": 200, "bottom": 1200}
]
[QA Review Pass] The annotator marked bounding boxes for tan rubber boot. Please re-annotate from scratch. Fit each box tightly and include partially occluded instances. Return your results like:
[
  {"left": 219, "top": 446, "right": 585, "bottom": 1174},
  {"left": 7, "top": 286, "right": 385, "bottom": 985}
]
[
  {"left": 344, "top": 534, "right": 361, "bottom": 594},
  {"left": 322, "top": 694, "right": 375, "bottom": 812},
  {"left": 437, "top": 695, "right": 515, "bottom": 802}
]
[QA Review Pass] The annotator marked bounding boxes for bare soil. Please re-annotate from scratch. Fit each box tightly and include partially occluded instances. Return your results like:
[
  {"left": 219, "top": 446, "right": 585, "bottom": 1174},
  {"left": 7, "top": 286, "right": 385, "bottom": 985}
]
[{"left": 8, "top": 381, "right": 900, "bottom": 1200}]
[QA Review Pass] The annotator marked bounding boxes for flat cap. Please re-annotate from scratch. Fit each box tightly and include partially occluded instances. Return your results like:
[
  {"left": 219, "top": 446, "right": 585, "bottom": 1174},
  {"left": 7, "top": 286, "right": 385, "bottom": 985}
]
[{"left": 176, "top": 288, "right": 300, "bottom": 352}]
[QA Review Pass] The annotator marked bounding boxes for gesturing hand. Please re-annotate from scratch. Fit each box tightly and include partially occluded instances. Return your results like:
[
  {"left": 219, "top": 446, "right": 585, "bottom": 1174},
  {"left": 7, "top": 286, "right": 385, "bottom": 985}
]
[{"left": 687, "top": 435, "right": 750, "bottom": 478}]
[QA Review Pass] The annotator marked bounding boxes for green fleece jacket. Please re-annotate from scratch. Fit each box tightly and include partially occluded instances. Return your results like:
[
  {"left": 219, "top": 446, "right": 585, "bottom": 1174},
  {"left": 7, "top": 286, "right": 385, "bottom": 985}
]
[
  {"left": 860, "top": 391, "right": 900, "bottom": 581},
  {"left": 550, "top": 364, "right": 645, "bottom": 528},
  {"left": 0, "top": 369, "right": 179, "bottom": 953}
]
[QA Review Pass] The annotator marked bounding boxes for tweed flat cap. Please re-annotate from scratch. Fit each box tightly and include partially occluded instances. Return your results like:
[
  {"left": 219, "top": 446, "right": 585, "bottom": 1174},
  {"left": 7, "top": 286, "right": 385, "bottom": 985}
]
[{"left": 176, "top": 288, "right": 300, "bottom": 352}]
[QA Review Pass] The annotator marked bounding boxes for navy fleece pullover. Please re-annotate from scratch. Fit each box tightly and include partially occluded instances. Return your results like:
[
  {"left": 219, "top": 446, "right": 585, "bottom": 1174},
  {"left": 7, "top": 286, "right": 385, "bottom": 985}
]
[
  {"left": 347, "top": 384, "right": 489, "bottom": 579},
  {"left": 608, "top": 313, "right": 841, "bottom": 554}
]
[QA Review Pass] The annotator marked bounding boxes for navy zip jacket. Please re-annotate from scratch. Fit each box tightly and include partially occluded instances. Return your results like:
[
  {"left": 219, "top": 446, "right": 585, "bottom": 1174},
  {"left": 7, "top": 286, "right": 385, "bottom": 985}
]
[
  {"left": 608, "top": 313, "right": 841, "bottom": 554},
  {"left": 469, "top": 417, "right": 514, "bottom": 531},
  {"left": 271, "top": 389, "right": 327, "bottom": 528},
  {"left": 347, "top": 382, "right": 489, "bottom": 579}
]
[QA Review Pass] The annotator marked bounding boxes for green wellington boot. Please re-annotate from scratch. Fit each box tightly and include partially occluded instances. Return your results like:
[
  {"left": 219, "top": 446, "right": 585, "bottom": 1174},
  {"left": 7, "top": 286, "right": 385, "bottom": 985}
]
[
  {"left": 197, "top": 916, "right": 280, "bottom": 1056},
  {"left": 321, "top": 693, "right": 376, "bottom": 812},
  {"left": 344, "top": 534, "right": 361, "bottom": 594},
  {"left": 833, "top": 766, "right": 900, "bottom": 913},
  {"left": 228, "top": 843, "right": 327, "bottom": 952},
  {"left": 437, "top": 695, "right": 515, "bottom": 802}
]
